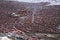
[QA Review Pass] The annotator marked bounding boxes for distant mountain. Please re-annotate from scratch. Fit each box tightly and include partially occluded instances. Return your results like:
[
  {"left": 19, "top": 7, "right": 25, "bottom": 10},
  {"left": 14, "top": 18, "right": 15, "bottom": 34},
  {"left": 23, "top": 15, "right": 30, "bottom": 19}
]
[{"left": 0, "top": 1, "right": 60, "bottom": 34}]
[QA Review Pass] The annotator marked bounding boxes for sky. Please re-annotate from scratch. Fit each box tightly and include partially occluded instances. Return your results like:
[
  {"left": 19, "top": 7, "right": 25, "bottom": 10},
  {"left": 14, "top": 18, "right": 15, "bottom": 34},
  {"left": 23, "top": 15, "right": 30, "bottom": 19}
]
[
  {"left": 6, "top": 0, "right": 60, "bottom": 5},
  {"left": 17, "top": 0, "right": 60, "bottom": 5},
  {"left": 6, "top": 0, "right": 60, "bottom": 3}
]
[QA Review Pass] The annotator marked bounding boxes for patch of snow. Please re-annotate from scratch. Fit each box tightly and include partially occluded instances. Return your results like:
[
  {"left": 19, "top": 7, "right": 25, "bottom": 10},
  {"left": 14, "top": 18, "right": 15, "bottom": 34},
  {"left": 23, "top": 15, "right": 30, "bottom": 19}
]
[
  {"left": 57, "top": 25, "right": 60, "bottom": 30},
  {"left": 12, "top": 13, "right": 20, "bottom": 17},
  {"left": 0, "top": 36, "right": 12, "bottom": 40}
]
